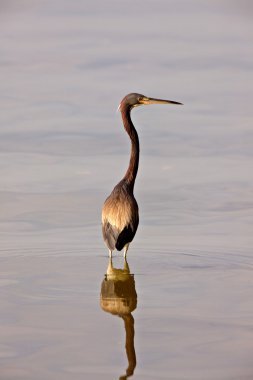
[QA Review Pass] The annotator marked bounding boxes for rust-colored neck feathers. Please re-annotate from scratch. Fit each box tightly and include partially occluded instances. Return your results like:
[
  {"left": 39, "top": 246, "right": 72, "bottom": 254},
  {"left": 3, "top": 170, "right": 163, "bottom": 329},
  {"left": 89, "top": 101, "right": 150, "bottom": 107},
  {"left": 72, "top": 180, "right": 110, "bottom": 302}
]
[{"left": 120, "top": 104, "right": 139, "bottom": 191}]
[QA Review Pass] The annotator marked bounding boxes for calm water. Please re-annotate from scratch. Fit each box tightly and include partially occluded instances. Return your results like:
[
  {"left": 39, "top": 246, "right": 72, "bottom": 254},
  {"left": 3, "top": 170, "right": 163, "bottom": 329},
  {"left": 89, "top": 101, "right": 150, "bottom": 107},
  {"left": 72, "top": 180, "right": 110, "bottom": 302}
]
[{"left": 1, "top": 1, "right": 253, "bottom": 379}]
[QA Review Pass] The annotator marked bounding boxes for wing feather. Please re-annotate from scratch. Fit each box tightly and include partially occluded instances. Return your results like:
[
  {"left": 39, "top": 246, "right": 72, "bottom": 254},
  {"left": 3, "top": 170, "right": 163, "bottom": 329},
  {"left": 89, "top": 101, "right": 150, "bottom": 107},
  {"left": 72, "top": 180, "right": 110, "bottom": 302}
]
[{"left": 102, "top": 221, "right": 120, "bottom": 251}]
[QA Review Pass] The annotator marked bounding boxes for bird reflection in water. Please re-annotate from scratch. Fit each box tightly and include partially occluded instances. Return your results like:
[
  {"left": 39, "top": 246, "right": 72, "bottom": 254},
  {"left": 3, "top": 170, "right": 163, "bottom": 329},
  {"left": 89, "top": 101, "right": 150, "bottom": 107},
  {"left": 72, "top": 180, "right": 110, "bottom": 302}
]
[{"left": 100, "top": 258, "right": 137, "bottom": 379}]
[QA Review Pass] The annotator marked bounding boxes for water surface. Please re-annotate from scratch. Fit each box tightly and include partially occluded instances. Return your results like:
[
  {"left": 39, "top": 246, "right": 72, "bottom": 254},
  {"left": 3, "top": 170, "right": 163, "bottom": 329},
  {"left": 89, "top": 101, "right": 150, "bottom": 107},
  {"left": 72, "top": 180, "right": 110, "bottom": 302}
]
[{"left": 1, "top": 1, "right": 253, "bottom": 379}]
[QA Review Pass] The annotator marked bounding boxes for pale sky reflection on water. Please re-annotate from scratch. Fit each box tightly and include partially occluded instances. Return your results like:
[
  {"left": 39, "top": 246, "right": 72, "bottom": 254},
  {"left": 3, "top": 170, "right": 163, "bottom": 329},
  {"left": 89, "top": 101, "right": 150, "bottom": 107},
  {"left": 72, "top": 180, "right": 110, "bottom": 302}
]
[{"left": 0, "top": 1, "right": 253, "bottom": 379}]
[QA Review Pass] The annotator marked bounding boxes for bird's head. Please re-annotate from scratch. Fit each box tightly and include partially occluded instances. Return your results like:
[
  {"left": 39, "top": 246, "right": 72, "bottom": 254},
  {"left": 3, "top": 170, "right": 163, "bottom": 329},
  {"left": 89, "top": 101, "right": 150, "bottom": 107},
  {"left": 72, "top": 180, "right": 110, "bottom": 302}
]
[{"left": 118, "top": 93, "right": 183, "bottom": 112}]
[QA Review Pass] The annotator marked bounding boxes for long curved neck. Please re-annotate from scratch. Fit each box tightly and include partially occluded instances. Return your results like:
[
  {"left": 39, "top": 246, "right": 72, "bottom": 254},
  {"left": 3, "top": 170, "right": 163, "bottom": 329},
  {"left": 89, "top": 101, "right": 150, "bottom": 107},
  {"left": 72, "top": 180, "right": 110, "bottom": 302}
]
[{"left": 121, "top": 105, "right": 139, "bottom": 191}]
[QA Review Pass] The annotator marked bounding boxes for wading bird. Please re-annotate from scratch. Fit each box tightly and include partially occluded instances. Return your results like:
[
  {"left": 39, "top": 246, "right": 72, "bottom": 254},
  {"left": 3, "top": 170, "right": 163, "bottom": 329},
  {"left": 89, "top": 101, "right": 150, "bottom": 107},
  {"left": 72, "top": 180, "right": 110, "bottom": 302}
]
[{"left": 102, "top": 93, "right": 182, "bottom": 257}]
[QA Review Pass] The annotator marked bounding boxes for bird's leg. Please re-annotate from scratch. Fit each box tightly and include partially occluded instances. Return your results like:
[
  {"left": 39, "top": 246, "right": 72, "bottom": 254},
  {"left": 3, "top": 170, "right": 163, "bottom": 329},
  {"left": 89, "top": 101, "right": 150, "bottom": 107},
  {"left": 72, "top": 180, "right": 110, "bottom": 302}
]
[
  {"left": 123, "top": 243, "right": 129, "bottom": 258},
  {"left": 123, "top": 256, "right": 130, "bottom": 273},
  {"left": 109, "top": 249, "right": 112, "bottom": 258},
  {"left": 107, "top": 256, "right": 113, "bottom": 275}
]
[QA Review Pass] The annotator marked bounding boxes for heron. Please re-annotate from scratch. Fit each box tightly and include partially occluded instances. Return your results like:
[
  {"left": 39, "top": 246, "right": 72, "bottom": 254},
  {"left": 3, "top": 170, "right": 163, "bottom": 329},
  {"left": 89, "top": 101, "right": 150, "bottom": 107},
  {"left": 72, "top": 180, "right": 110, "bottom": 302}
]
[{"left": 102, "top": 93, "right": 182, "bottom": 258}]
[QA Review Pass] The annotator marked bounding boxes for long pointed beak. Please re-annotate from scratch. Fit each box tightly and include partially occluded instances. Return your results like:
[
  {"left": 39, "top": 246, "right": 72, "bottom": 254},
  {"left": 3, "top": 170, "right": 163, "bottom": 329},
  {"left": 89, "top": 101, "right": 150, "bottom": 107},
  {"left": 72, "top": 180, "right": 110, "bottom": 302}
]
[{"left": 140, "top": 97, "right": 183, "bottom": 106}]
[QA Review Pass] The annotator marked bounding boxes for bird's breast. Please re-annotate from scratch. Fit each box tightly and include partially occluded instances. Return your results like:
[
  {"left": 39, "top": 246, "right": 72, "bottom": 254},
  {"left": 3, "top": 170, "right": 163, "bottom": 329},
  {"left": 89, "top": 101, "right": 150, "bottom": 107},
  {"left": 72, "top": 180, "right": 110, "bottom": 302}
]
[{"left": 102, "top": 193, "right": 138, "bottom": 232}]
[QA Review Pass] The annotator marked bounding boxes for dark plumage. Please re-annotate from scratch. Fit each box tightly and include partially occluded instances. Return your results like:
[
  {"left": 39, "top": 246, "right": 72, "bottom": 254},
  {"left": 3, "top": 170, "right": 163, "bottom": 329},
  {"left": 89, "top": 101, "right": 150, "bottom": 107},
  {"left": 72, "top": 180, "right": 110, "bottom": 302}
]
[{"left": 102, "top": 93, "right": 182, "bottom": 257}]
